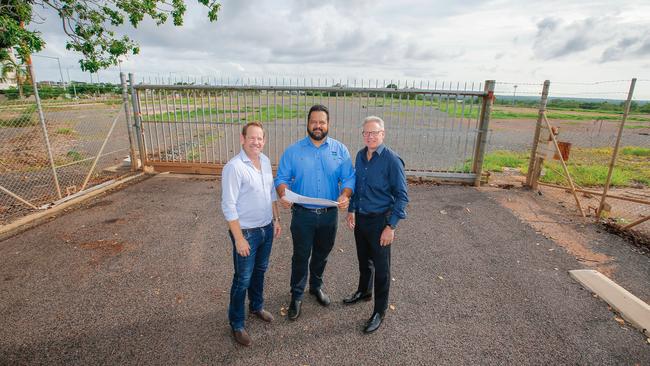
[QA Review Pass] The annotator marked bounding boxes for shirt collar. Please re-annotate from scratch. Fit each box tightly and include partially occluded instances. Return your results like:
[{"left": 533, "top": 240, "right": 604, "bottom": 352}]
[
  {"left": 364, "top": 144, "right": 386, "bottom": 156},
  {"left": 238, "top": 149, "right": 258, "bottom": 165}
]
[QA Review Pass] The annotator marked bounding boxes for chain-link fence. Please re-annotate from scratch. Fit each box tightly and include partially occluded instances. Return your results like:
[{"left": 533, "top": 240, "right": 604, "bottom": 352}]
[
  {"left": 0, "top": 69, "right": 136, "bottom": 224},
  {"left": 516, "top": 79, "right": 650, "bottom": 239}
]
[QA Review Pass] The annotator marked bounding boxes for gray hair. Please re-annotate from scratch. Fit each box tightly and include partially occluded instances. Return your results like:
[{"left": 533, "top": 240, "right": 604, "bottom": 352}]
[{"left": 362, "top": 116, "right": 385, "bottom": 129}]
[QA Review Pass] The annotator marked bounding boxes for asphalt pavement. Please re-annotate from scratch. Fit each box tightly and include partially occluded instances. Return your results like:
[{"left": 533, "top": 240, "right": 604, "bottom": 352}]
[{"left": 1, "top": 174, "right": 648, "bottom": 365}]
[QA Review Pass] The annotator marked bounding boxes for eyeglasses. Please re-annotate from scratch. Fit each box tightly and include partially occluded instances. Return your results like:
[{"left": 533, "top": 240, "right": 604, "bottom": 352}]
[{"left": 362, "top": 130, "right": 383, "bottom": 137}]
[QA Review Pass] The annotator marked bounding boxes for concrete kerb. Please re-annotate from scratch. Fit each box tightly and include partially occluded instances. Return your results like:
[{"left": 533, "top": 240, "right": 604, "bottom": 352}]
[
  {"left": 570, "top": 269, "right": 650, "bottom": 337},
  {"left": 0, "top": 172, "right": 149, "bottom": 241}
]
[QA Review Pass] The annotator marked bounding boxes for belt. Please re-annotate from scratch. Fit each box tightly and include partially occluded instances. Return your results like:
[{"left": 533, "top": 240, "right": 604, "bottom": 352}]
[
  {"left": 240, "top": 222, "right": 273, "bottom": 235},
  {"left": 293, "top": 204, "right": 336, "bottom": 215}
]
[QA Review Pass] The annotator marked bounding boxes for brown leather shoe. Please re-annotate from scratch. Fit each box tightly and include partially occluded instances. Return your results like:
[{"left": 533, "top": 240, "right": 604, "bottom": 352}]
[
  {"left": 232, "top": 329, "right": 252, "bottom": 346},
  {"left": 252, "top": 309, "right": 274, "bottom": 322}
]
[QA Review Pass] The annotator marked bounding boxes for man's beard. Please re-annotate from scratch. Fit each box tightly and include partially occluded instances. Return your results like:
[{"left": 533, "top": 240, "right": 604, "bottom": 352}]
[{"left": 308, "top": 127, "right": 328, "bottom": 141}]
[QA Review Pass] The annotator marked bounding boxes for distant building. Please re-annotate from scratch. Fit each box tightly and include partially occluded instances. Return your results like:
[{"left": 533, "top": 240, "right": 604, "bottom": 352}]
[{"left": 0, "top": 49, "right": 18, "bottom": 90}]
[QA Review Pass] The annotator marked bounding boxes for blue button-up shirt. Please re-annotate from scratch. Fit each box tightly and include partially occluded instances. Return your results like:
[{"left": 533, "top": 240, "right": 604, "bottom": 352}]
[
  {"left": 221, "top": 150, "right": 277, "bottom": 229},
  {"left": 275, "top": 136, "right": 355, "bottom": 208},
  {"left": 349, "top": 144, "right": 409, "bottom": 227}
]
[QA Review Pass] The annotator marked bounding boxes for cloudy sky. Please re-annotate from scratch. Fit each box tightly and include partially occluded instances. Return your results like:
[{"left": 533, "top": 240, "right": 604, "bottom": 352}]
[{"left": 29, "top": 0, "right": 650, "bottom": 99}]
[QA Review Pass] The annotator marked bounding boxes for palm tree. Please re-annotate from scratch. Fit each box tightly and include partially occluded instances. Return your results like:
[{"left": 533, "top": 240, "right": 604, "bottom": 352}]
[{"left": 0, "top": 48, "right": 27, "bottom": 99}]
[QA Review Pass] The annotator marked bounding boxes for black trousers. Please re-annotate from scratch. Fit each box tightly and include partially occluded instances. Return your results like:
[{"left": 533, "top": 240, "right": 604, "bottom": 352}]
[
  {"left": 354, "top": 213, "right": 391, "bottom": 314},
  {"left": 289, "top": 206, "right": 338, "bottom": 300}
]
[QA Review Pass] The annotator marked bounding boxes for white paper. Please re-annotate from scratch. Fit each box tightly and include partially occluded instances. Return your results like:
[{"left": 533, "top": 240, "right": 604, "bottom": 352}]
[{"left": 284, "top": 189, "right": 339, "bottom": 207}]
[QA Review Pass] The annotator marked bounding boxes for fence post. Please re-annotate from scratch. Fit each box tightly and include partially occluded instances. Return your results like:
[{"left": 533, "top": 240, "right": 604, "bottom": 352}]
[
  {"left": 120, "top": 73, "right": 137, "bottom": 170},
  {"left": 128, "top": 73, "right": 146, "bottom": 169},
  {"left": 525, "top": 80, "right": 551, "bottom": 189},
  {"left": 28, "top": 64, "right": 62, "bottom": 199},
  {"left": 472, "top": 80, "right": 495, "bottom": 186},
  {"left": 597, "top": 78, "right": 637, "bottom": 219}
]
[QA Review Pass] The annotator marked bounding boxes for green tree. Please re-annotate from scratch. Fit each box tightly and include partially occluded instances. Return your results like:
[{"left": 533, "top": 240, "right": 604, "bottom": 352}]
[{"left": 1, "top": 0, "right": 221, "bottom": 73}]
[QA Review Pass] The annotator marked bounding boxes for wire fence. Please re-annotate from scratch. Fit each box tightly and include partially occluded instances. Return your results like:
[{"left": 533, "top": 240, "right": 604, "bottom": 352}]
[
  {"left": 0, "top": 71, "right": 135, "bottom": 224},
  {"left": 521, "top": 79, "right": 650, "bottom": 238}
]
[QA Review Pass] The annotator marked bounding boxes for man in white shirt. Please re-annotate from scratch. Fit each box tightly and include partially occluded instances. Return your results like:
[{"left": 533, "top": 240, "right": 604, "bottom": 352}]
[{"left": 221, "top": 121, "right": 281, "bottom": 347}]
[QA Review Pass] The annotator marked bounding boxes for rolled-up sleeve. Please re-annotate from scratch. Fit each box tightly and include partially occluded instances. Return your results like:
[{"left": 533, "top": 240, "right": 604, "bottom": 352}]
[
  {"left": 388, "top": 155, "right": 409, "bottom": 227},
  {"left": 274, "top": 150, "right": 293, "bottom": 188},
  {"left": 221, "top": 164, "right": 240, "bottom": 222}
]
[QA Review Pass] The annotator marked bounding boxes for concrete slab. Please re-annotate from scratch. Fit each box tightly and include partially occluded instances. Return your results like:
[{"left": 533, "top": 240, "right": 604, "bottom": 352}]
[{"left": 570, "top": 269, "right": 650, "bottom": 336}]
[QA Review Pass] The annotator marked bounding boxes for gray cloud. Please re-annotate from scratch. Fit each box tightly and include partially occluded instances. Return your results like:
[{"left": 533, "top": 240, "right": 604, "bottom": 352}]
[
  {"left": 600, "top": 35, "right": 650, "bottom": 62},
  {"left": 533, "top": 17, "right": 605, "bottom": 59}
]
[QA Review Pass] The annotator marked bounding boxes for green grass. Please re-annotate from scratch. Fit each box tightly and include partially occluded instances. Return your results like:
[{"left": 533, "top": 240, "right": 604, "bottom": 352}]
[
  {"left": 622, "top": 146, "right": 650, "bottom": 157},
  {"left": 624, "top": 124, "right": 649, "bottom": 129},
  {"left": 56, "top": 127, "right": 74, "bottom": 134},
  {"left": 0, "top": 105, "right": 37, "bottom": 128},
  {"left": 66, "top": 150, "right": 83, "bottom": 161},
  {"left": 466, "top": 147, "right": 650, "bottom": 187},
  {"left": 147, "top": 105, "right": 303, "bottom": 123}
]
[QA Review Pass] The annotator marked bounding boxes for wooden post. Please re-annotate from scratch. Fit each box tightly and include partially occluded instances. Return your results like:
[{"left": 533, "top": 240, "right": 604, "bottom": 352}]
[
  {"left": 543, "top": 114, "right": 586, "bottom": 217},
  {"left": 525, "top": 80, "right": 550, "bottom": 189},
  {"left": 597, "top": 78, "right": 636, "bottom": 219}
]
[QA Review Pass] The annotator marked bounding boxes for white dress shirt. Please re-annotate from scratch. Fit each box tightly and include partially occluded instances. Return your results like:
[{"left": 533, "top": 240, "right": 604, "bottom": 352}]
[{"left": 221, "top": 150, "right": 276, "bottom": 229}]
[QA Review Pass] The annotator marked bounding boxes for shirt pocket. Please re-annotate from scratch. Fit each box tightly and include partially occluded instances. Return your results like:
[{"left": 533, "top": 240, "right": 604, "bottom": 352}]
[{"left": 367, "top": 168, "right": 388, "bottom": 189}]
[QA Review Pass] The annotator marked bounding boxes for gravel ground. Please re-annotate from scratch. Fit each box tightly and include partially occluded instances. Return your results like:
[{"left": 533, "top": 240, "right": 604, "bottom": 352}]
[{"left": 1, "top": 175, "right": 649, "bottom": 365}]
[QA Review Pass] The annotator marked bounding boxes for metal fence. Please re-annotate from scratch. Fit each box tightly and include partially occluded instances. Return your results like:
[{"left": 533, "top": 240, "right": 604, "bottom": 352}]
[
  {"left": 131, "top": 77, "right": 495, "bottom": 184},
  {"left": 0, "top": 70, "right": 136, "bottom": 224}
]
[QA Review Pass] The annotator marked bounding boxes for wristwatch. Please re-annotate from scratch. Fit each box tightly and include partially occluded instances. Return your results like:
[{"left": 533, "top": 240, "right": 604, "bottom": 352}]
[{"left": 386, "top": 223, "right": 396, "bottom": 230}]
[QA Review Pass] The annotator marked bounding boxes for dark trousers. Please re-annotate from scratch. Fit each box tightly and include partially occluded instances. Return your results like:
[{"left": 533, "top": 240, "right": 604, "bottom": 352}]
[
  {"left": 354, "top": 213, "right": 391, "bottom": 314},
  {"left": 289, "top": 206, "right": 338, "bottom": 300}
]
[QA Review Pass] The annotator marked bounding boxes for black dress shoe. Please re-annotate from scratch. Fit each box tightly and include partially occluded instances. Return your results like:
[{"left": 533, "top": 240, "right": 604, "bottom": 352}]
[
  {"left": 343, "top": 290, "right": 372, "bottom": 304},
  {"left": 309, "top": 288, "right": 331, "bottom": 306},
  {"left": 363, "top": 312, "right": 385, "bottom": 334},
  {"left": 288, "top": 299, "right": 302, "bottom": 320}
]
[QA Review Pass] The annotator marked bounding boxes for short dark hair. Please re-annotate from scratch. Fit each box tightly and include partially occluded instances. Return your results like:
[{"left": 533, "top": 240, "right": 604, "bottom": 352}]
[
  {"left": 307, "top": 104, "right": 329, "bottom": 123},
  {"left": 242, "top": 121, "right": 264, "bottom": 137}
]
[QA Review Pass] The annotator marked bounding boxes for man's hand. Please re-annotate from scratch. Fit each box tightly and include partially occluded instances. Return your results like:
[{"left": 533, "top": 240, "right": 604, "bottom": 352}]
[
  {"left": 337, "top": 194, "right": 350, "bottom": 211},
  {"left": 280, "top": 196, "right": 293, "bottom": 209},
  {"left": 380, "top": 226, "right": 395, "bottom": 246},
  {"left": 274, "top": 222, "right": 282, "bottom": 238},
  {"left": 346, "top": 212, "right": 355, "bottom": 230},
  {"left": 235, "top": 238, "right": 251, "bottom": 256}
]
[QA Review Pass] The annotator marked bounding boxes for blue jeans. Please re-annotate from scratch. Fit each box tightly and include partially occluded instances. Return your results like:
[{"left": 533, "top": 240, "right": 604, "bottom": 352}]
[{"left": 228, "top": 222, "right": 274, "bottom": 331}]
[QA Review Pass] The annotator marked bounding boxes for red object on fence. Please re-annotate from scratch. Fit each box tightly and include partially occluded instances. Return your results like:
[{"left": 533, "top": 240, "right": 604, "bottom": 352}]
[{"left": 554, "top": 141, "right": 571, "bottom": 161}]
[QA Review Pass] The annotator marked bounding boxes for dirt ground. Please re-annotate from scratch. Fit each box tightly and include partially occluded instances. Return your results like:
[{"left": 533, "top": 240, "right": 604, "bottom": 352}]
[{"left": 1, "top": 174, "right": 649, "bottom": 365}]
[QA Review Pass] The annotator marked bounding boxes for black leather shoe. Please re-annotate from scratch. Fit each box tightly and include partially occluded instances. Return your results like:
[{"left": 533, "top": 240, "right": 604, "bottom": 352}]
[
  {"left": 288, "top": 299, "right": 302, "bottom": 320},
  {"left": 343, "top": 290, "right": 372, "bottom": 304},
  {"left": 309, "top": 288, "right": 331, "bottom": 306},
  {"left": 363, "top": 312, "right": 385, "bottom": 334}
]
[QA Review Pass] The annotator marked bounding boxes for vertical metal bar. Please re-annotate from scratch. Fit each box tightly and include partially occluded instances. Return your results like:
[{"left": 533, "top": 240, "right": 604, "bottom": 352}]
[
  {"left": 171, "top": 88, "right": 182, "bottom": 162},
  {"left": 597, "top": 78, "right": 637, "bottom": 218},
  {"left": 201, "top": 90, "right": 208, "bottom": 163},
  {"left": 129, "top": 73, "right": 146, "bottom": 169},
  {"left": 472, "top": 80, "right": 496, "bottom": 186},
  {"left": 120, "top": 73, "right": 137, "bottom": 170},
  {"left": 144, "top": 87, "right": 159, "bottom": 161},
  {"left": 180, "top": 90, "right": 189, "bottom": 163},
  {"left": 186, "top": 89, "right": 196, "bottom": 163},
  {"left": 192, "top": 90, "right": 202, "bottom": 162},
  {"left": 28, "top": 65, "right": 62, "bottom": 198},
  {"left": 207, "top": 90, "right": 216, "bottom": 163},
  {"left": 164, "top": 89, "right": 175, "bottom": 162},
  {"left": 156, "top": 88, "right": 168, "bottom": 162},
  {"left": 525, "top": 80, "right": 551, "bottom": 188}
]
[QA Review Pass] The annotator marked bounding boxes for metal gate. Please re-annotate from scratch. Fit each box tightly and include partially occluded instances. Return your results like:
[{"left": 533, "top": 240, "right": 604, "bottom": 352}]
[{"left": 129, "top": 76, "right": 494, "bottom": 185}]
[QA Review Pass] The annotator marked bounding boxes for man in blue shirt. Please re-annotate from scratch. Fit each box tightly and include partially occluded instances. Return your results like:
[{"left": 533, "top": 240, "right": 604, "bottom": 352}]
[
  {"left": 344, "top": 115, "right": 409, "bottom": 334},
  {"left": 222, "top": 122, "right": 282, "bottom": 346},
  {"left": 275, "top": 104, "right": 355, "bottom": 321}
]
